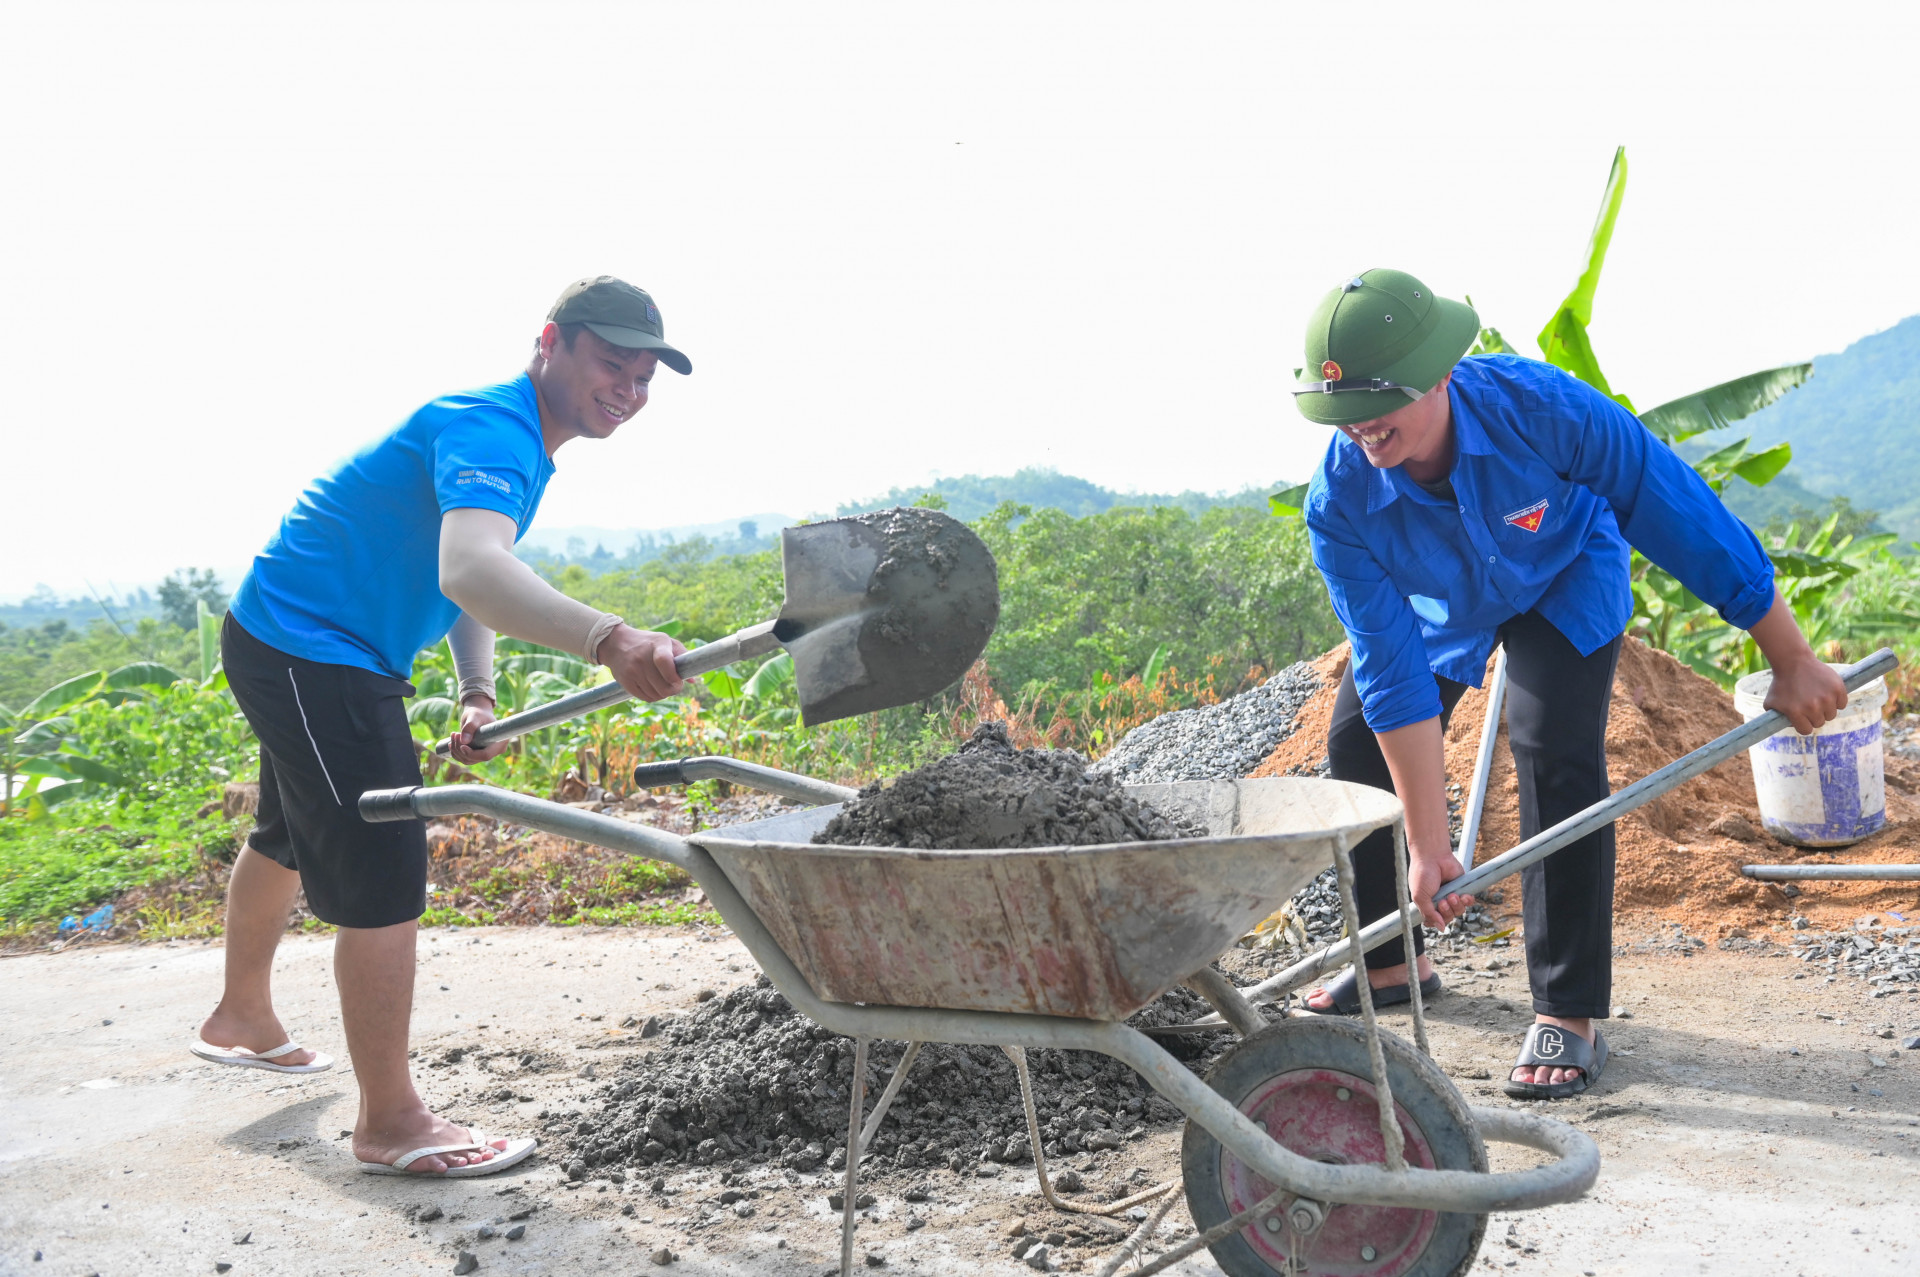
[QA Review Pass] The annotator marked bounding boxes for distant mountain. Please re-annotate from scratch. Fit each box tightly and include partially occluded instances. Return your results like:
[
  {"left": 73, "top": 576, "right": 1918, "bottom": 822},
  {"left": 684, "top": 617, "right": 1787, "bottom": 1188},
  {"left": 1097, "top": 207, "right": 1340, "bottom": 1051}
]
[
  {"left": 515, "top": 515, "right": 797, "bottom": 557},
  {"left": 512, "top": 473, "right": 1295, "bottom": 577},
  {"left": 1693, "top": 314, "right": 1920, "bottom": 540},
  {"left": 836, "top": 468, "right": 1286, "bottom": 523}
]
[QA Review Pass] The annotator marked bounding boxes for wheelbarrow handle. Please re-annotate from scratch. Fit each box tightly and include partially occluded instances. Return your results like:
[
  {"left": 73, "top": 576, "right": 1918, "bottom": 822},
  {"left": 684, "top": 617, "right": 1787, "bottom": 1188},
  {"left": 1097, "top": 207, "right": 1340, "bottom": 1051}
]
[
  {"left": 432, "top": 621, "right": 780, "bottom": 758},
  {"left": 632, "top": 755, "right": 857, "bottom": 806},
  {"left": 1243, "top": 646, "right": 1900, "bottom": 1006}
]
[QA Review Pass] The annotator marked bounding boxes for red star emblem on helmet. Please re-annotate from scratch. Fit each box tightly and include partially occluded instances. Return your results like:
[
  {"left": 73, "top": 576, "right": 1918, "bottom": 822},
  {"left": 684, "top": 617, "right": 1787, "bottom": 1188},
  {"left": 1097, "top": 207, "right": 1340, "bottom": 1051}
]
[{"left": 1321, "top": 360, "right": 1342, "bottom": 381}]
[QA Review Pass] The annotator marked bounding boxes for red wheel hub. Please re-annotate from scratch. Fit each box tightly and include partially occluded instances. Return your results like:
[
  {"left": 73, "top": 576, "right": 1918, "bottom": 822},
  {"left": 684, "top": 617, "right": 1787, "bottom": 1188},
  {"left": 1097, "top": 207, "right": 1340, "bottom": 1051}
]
[{"left": 1221, "top": 1066, "right": 1440, "bottom": 1276}]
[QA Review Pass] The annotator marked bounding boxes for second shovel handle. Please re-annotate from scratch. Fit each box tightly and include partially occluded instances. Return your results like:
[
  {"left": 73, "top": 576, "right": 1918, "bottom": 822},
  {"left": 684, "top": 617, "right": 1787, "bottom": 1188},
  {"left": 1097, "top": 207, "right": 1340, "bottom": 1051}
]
[{"left": 437, "top": 620, "right": 781, "bottom": 756}]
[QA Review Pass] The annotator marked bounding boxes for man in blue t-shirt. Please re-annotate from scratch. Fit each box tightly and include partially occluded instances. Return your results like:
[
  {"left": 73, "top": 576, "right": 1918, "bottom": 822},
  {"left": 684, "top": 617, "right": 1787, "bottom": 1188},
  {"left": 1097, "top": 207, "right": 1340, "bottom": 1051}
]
[
  {"left": 1291, "top": 269, "right": 1847, "bottom": 1100},
  {"left": 194, "top": 277, "right": 692, "bottom": 1177}
]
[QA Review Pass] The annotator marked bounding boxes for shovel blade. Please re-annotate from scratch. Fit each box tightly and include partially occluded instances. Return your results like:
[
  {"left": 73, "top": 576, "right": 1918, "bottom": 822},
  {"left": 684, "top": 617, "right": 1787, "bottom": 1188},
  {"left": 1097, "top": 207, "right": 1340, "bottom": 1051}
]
[{"left": 777, "top": 508, "right": 999, "bottom": 725}]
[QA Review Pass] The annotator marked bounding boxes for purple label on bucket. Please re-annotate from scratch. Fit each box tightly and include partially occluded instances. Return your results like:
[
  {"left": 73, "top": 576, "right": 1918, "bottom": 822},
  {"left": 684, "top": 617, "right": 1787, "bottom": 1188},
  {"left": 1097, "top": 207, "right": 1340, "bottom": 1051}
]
[{"left": 1756, "top": 721, "right": 1885, "bottom": 844}]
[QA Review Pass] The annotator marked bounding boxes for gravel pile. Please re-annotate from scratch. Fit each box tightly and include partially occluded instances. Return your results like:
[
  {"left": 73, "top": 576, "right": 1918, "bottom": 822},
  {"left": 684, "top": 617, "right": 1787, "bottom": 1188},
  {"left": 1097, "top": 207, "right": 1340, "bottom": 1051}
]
[
  {"left": 1093, "top": 661, "right": 1324, "bottom": 785},
  {"left": 814, "top": 722, "right": 1190, "bottom": 850},
  {"left": 1789, "top": 922, "right": 1920, "bottom": 997},
  {"left": 565, "top": 978, "right": 1258, "bottom": 1177}
]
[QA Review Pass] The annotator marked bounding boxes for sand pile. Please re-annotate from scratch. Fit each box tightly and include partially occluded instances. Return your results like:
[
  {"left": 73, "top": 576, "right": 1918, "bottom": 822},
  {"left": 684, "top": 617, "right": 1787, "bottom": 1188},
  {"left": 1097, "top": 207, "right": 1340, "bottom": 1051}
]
[
  {"left": 1252, "top": 637, "right": 1920, "bottom": 938},
  {"left": 567, "top": 978, "right": 1239, "bottom": 1175},
  {"left": 813, "top": 722, "right": 1190, "bottom": 850}
]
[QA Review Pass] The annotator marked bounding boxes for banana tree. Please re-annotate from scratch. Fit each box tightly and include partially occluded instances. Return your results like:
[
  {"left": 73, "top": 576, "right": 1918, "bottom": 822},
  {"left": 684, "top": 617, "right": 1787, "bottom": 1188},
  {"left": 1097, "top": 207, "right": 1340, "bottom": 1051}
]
[{"left": 4, "top": 664, "right": 186, "bottom": 816}]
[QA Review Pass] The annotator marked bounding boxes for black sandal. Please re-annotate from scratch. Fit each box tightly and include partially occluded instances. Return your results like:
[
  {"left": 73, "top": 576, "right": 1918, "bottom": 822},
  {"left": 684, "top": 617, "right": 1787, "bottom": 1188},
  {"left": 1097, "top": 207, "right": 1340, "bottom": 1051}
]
[
  {"left": 1503, "top": 1024, "right": 1608, "bottom": 1099},
  {"left": 1302, "top": 967, "right": 1443, "bottom": 1016}
]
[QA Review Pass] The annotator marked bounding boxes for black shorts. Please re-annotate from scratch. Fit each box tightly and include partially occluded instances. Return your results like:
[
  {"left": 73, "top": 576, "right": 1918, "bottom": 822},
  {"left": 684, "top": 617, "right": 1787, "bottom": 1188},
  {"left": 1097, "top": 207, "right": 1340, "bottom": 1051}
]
[{"left": 222, "top": 614, "right": 428, "bottom": 928}]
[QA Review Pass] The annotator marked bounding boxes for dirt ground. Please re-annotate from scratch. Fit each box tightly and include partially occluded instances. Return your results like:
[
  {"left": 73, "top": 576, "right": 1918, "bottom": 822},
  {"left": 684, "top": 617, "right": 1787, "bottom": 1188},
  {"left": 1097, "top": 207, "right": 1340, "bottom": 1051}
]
[
  {"left": 1253, "top": 639, "right": 1920, "bottom": 939},
  {"left": 5, "top": 924, "right": 1916, "bottom": 1277}
]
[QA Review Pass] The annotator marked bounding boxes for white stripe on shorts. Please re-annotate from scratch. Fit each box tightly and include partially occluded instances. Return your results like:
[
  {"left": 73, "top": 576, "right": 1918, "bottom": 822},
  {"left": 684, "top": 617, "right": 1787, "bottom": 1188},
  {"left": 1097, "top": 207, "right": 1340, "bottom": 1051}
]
[{"left": 286, "top": 667, "right": 343, "bottom": 806}]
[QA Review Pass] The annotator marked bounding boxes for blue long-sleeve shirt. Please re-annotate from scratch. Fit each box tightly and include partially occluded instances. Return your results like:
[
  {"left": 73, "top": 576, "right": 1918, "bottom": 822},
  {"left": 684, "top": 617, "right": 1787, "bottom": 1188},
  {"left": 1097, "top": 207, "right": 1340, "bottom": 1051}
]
[{"left": 1305, "top": 354, "right": 1776, "bottom": 732}]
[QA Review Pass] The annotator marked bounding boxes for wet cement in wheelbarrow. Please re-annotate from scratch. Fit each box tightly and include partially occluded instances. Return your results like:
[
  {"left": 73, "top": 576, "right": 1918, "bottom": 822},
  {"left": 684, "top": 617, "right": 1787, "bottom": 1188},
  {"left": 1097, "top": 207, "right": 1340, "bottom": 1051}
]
[
  {"left": 812, "top": 721, "right": 1193, "bottom": 850},
  {"left": 565, "top": 975, "right": 1263, "bottom": 1179},
  {"left": 568, "top": 724, "right": 1233, "bottom": 1177}
]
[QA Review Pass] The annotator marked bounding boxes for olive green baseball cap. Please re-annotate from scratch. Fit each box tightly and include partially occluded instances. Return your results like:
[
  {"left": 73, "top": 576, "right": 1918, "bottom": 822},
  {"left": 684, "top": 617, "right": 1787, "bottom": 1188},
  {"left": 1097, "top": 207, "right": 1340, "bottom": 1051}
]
[
  {"left": 547, "top": 276, "right": 692, "bottom": 375},
  {"left": 1292, "top": 268, "right": 1477, "bottom": 427}
]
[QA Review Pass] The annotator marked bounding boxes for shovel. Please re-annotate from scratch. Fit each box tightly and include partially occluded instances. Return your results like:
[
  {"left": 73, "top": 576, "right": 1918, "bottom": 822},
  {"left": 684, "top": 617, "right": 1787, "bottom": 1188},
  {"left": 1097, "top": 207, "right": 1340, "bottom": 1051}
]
[{"left": 436, "top": 507, "right": 999, "bottom": 756}]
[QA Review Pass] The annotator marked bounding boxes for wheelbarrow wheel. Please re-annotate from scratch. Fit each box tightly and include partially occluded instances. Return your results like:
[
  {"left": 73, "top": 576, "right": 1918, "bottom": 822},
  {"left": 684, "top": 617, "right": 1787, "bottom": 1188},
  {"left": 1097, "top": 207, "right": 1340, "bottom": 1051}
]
[{"left": 1180, "top": 1017, "right": 1487, "bottom": 1277}]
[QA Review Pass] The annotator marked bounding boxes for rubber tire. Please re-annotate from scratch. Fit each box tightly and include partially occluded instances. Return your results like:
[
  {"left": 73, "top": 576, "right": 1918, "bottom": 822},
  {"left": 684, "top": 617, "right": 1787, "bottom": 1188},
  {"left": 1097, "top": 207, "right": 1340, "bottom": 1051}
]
[{"left": 1180, "top": 1017, "right": 1488, "bottom": 1277}]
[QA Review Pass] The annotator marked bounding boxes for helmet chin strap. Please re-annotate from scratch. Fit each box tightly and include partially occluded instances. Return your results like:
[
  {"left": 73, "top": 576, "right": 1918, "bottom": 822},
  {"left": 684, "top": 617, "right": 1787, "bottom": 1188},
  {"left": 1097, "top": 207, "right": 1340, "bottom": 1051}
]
[{"left": 1290, "top": 375, "right": 1425, "bottom": 400}]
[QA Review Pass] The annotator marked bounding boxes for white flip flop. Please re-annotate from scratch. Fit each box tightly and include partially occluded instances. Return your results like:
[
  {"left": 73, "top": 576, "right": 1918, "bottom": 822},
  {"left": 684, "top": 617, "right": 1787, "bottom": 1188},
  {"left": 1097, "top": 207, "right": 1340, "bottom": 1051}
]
[
  {"left": 189, "top": 1039, "right": 334, "bottom": 1074},
  {"left": 358, "top": 1133, "right": 538, "bottom": 1178}
]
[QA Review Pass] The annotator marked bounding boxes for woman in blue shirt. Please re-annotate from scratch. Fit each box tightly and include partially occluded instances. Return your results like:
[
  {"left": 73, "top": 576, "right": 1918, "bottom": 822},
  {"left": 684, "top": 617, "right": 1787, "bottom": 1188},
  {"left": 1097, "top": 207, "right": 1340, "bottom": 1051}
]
[{"left": 1292, "top": 269, "right": 1846, "bottom": 1097}]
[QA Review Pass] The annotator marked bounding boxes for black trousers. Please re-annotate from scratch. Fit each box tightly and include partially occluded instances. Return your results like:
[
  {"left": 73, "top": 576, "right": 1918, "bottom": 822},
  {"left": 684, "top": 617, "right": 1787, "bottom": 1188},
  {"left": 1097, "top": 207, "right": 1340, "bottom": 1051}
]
[{"left": 1328, "top": 610, "right": 1622, "bottom": 1019}]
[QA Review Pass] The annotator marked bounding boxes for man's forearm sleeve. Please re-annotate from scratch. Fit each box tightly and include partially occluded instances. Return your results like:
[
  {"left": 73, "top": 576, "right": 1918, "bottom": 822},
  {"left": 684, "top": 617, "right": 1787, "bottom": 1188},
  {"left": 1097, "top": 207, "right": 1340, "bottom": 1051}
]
[
  {"left": 439, "top": 509, "right": 624, "bottom": 662},
  {"left": 446, "top": 611, "right": 498, "bottom": 704}
]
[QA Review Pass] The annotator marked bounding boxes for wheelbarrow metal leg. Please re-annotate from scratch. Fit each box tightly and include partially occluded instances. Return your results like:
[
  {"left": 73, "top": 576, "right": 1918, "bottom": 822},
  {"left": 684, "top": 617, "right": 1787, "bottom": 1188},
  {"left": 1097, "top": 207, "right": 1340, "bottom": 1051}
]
[
  {"left": 1185, "top": 966, "right": 1265, "bottom": 1039},
  {"left": 1330, "top": 831, "right": 1406, "bottom": 1173},
  {"left": 857, "top": 1041, "right": 923, "bottom": 1155},
  {"left": 840, "top": 1037, "right": 868, "bottom": 1277},
  {"left": 1093, "top": 1186, "right": 1185, "bottom": 1277},
  {"left": 1002, "top": 1045, "right": 1179, "bottom": 1217},
  {"left": 1391, "top": 821, "right": 1432, "bottom": 1058}
]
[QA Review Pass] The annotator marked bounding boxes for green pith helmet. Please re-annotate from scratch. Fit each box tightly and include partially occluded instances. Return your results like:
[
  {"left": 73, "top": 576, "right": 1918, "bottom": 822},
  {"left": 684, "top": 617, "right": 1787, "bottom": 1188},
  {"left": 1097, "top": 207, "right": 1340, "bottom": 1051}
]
[{"left": 1292, "top": 269, "right": 1478, "bottom": 427}]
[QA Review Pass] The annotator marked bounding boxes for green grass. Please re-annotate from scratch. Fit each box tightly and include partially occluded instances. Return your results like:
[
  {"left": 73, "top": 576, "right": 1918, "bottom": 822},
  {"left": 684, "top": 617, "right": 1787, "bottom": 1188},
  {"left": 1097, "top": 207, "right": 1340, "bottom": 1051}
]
[{"left": 0, "top": 794, "right": 236, "bottom": 927}]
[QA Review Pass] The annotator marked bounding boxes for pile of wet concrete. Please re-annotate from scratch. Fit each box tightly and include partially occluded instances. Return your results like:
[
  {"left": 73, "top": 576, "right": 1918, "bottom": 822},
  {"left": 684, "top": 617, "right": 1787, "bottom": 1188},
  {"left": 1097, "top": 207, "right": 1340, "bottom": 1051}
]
[
  {"left": 814, "top": 722, "right": 1190, "bottom": 850},
  {"left": 567, "top": 977, "right": 1246, "bottom": 1176}
]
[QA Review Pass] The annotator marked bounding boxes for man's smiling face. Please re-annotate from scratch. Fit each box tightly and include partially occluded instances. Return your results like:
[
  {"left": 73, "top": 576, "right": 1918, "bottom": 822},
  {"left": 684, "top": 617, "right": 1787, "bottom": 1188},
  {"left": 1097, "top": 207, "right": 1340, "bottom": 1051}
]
[{"left": 534, "top": 324, "right": 659, "bottom": 444}]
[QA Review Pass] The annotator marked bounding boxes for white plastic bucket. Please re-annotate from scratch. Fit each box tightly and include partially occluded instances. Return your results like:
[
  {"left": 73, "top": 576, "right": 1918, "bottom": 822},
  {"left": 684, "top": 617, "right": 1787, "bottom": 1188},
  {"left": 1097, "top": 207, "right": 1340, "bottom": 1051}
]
[{"left": 1733, "top": 664, "right": 1888, "bottom": 847}]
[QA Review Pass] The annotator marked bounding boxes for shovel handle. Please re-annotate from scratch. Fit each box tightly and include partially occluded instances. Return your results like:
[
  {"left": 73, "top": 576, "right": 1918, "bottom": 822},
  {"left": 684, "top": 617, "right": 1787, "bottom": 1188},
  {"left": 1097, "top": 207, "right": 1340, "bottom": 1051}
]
[{"left": 434, "top": 620, "right": 780, "bottom": 757}]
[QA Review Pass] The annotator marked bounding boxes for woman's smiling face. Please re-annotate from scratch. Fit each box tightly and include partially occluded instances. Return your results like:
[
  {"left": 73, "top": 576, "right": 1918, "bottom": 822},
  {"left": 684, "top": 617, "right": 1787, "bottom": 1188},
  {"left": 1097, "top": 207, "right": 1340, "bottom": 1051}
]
[{"left": 1334, "top": 373, "right": 1454, "bottom": 478}]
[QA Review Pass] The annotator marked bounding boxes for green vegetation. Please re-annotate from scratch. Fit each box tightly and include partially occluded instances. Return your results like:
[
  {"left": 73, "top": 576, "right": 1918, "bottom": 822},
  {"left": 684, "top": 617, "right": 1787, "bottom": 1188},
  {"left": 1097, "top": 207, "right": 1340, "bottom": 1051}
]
[
  {"left": 0, "top": 567, "right": 228, "bottom": 708},
  {"left": 1729, "top": 313, "right": 1920, "bottom": 540},
  {"left": 839, "top": 468, "right": 1284, "bottom": 524},
  {"left": 2, "top": 495, "right": 1341, "bottom": 940}
]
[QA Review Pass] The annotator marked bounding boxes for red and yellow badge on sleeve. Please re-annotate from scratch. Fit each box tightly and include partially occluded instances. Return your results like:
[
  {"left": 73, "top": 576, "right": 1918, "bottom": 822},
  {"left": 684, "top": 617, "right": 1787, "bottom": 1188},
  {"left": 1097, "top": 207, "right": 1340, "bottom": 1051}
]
[{"left": 1503, "top": 499, "right": 1548, "bottom": 533}]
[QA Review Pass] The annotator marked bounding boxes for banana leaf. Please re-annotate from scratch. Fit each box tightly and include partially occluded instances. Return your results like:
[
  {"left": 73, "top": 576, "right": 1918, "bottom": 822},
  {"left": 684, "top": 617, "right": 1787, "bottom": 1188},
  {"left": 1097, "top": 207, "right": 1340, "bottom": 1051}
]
[
  {"left": 197, "top": 600, "right": 220, "bottom": 683},
  {"left": 702, "top": 666, "right": 745, "bottom": 701},
  {"left": 13, "top": 717, "right": 77, "bottom": 753},
  {"left": 741, "top": 652, "right": 794, "bottom": 701},
  {"left": 1535, "top": 147, "right": 1635, "bottom": 412},
  {"left": 1729, "top": 442, "right": 1793, "bottom": 488},
  {"left": 1269, "top": 483, "right": 1310, "bottom": 518},
  {"left": 407, "top": 695, "right": 458, "bottom": 725},
  {"left": 1638, "top": 363, "right": 1812, "bottom": 443},
  {"left": 1770, "top": 547, "right": 1860, "bottom": 580},
  {"left": 499, "top": 652, "right": 593, "bottom": 680},
  {"left": 107, "top": 662, "right": 185, "bottom": 691},
  {"left": 1140, "top": 643, "right": 1171, "bottom": 688},
  {"left": 21, "top": 752, "right": 128, "bottom": 788},
  {"left": 23, "top": 671, "right": 107, "bottom": 719}
]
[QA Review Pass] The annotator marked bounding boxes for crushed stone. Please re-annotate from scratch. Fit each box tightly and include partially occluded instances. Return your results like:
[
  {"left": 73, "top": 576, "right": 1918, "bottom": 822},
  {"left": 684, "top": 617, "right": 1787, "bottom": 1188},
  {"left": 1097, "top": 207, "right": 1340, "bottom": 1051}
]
[
  {"left": 1094, "top": 661, "right": 1324, "bottom": 785},
  {"left": 1789, "top": 922, "right": 1920, "bottom": 997},
  {"left": 566, "top": 977, "right": 1267, "bottom": 1175},
  {"left": 813, "top": 723, "right": 1189, "bottom": 850}
]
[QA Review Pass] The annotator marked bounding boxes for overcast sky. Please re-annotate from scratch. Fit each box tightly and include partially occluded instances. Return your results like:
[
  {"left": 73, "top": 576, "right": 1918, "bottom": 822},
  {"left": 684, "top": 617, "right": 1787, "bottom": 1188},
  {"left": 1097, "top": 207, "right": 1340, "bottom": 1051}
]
[{"left": 5, "top": 1, "right": 1918, "bottom": 600}]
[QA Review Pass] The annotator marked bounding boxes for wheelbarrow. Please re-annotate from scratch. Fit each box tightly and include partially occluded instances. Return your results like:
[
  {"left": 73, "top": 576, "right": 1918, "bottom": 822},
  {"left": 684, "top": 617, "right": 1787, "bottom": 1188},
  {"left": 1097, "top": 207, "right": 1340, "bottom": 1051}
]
[{"left": 362, "top": 767, "right": 1599, "bottom": 1277}]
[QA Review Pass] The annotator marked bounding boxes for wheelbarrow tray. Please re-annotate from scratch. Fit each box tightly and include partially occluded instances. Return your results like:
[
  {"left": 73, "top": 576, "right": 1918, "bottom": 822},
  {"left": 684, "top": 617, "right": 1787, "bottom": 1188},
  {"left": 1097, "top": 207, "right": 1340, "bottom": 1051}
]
[{"left": 690, "top": 776, "right": 1400, "bottom": 1021}]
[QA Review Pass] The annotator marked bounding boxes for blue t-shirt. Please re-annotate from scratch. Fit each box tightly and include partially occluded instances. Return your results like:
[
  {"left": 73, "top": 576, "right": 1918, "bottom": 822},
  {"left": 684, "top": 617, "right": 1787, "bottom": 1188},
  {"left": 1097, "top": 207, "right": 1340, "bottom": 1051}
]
[
  {"left": 1306, "top": 354, "right": 1776, "bottom": 732},
  {"left": 230, "top": 374, "right": 555, "bottom": 680}
]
